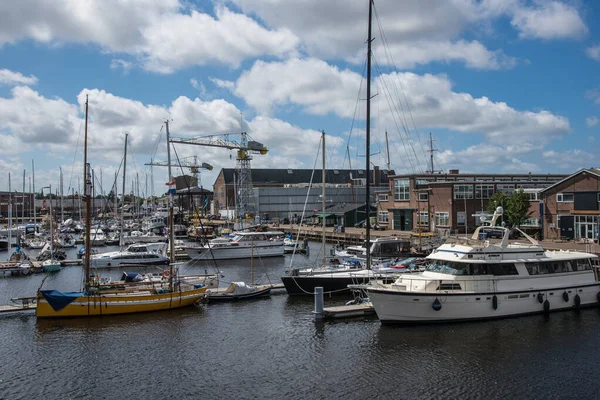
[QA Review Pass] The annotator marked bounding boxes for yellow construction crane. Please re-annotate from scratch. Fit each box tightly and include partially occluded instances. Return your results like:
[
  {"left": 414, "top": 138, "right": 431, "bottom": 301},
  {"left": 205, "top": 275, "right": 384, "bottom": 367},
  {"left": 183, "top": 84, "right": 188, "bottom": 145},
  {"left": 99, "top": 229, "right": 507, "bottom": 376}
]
[{"left": 169, "top": 132, "right": 268, "bottom": 218}]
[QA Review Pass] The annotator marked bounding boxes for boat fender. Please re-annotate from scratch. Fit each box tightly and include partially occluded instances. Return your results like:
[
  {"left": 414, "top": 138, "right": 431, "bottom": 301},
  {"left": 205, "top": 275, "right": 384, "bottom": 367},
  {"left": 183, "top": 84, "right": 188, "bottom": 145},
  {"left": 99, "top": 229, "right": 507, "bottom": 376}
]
[
  {"left": 537, "top": 293, "right": 544, "bottom": 304},
  {"left": 432, "top": 298, "right": 442, "bottom": 311},
  {"left": 492, "top": 295, "right": 498, "bottom": 310},
  {"left": 574, "top": 294, "right": 581, "bottom": 309},
  {"left": 543, "top": 299, "right": 550, "bottom": 314},
  {"left": 562, "top": 291, "right": 569, "bottom": 302}
]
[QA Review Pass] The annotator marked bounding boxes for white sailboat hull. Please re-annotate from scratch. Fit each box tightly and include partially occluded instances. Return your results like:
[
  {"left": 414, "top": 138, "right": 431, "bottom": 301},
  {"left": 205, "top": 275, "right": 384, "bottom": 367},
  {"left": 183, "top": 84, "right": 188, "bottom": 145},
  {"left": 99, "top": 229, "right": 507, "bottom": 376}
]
[
  {"left": 368, "top": 280, "right": 600, "bottom": 323},
  {"left": 187, "top": 244, "right": 284, "bottom": 260}
]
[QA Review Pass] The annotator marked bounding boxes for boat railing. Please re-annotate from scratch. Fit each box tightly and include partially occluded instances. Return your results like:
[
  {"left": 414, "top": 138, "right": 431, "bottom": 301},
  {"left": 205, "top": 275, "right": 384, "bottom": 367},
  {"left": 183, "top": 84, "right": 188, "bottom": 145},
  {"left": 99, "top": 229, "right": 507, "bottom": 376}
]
[{"left": 379, "top": 276, "right": 497, "bottom": 293}]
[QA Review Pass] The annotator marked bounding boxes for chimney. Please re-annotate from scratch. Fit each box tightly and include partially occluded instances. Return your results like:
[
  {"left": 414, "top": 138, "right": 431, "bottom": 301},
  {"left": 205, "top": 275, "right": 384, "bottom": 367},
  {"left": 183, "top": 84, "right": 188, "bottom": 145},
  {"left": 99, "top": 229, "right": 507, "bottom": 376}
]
[{"left": 374, "top": 166, "right": 380, "bottom": 185}]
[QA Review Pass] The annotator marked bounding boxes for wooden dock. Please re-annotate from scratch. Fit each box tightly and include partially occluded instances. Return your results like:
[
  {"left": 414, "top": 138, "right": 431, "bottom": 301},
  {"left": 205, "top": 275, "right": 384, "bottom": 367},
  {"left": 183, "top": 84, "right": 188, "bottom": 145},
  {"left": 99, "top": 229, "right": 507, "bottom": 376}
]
[
  {"left": 0, "top": 297, "right": 36, "bottom": 314},
  {"left": 321, "top": 302, "right": 375, "bottom": 319}
]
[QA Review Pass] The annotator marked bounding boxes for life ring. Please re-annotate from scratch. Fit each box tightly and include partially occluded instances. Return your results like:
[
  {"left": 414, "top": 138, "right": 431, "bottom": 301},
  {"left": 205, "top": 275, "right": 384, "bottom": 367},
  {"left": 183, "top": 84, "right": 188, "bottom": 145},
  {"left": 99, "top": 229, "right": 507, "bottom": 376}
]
[{"left": 161, "top": 270, "right": 171, "bottom": 280}]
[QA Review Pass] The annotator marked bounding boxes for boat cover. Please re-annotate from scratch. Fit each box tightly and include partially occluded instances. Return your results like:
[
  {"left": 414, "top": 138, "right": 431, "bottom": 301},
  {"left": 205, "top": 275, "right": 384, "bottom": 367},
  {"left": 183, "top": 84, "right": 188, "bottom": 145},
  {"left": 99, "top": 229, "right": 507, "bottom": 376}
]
[
  {"left": 40, "top": 290, "right": 84, "bottom": 311},
  {"left": 224, "top": 282, "right": 257, "bottom": 294}
]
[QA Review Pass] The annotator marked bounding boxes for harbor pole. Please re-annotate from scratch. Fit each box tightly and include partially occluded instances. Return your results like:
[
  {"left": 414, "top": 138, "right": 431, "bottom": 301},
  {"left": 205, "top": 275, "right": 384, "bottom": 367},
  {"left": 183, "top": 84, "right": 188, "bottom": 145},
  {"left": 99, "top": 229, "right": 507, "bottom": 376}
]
[{"left": 314, "top": 287, "right": 324, "bottom": 320}]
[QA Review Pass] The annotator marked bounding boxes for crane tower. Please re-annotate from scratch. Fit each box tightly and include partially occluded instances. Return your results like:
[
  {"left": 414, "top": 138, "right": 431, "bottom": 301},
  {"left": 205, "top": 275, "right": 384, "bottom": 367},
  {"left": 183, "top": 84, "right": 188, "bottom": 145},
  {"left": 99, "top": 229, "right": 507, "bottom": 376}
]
[{"left": 169, "top": 132, "right": 268, "bottom": 219}]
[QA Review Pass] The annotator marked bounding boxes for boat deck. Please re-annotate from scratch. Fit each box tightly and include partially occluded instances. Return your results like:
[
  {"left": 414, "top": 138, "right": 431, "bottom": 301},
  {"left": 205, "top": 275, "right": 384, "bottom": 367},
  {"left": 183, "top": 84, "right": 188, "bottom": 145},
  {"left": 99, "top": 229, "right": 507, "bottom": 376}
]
[{"left": 321, "top": 302, "right": 375, "bottom": 319}]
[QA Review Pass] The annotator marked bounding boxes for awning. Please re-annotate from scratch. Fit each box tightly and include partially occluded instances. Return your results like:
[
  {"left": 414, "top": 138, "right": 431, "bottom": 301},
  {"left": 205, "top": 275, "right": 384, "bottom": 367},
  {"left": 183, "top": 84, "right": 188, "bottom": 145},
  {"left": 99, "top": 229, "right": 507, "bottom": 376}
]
[{"left": 313, "top": 213, "right": 333, "bottom": 217}]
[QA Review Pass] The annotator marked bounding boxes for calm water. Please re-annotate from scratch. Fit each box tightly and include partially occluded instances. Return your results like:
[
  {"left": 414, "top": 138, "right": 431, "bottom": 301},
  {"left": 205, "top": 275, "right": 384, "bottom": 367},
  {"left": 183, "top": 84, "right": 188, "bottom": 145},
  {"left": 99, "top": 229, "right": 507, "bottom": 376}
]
[{"left": 2, "top": 243, "right": 600, "bottom": 399}]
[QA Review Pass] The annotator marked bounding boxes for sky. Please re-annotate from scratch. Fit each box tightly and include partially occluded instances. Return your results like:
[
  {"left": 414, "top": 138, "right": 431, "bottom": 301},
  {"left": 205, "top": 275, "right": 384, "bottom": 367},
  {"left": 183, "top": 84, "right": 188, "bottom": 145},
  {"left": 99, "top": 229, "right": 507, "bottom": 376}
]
[{"left": 0, "top": 0, "right": 599, "bottom": 198}]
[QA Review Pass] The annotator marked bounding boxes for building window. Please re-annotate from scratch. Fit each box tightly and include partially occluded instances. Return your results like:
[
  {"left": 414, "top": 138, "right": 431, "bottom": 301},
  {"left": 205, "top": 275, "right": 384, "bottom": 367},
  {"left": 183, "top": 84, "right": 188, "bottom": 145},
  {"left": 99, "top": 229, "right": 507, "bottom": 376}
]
[
  {"left": 418, "top": 211, "right": 429, "bottom": 226},
  {"left": 557, "top": 193, "right": 574, "bottom": 202},
  {"left": 435, "top": 212, "right": 449, "bottom": 226},
  {"left": 457, "top": 211, "right": 466, "bottom": 226},
  {"left": 496, "top": 184, "right": 515, "bottom": 195},
  {"left": 454, "top": 184, "right": 473, "bottom": 199},
  {"left": 475, "top": 184, "right": 494, "bottom": 199},
  {"left": 394, "top": 179, "right": 410, "bottom": 201},
  {"left": 521, "top": 218, "right": 539, "bottom": 227},
  {"left": 378, "top": 194, "right": 388, "bottom": 202},
  {"left": 378, "top": 211, "right": 389, "bottom": 223},
  {"left": 418, "top": 192, "right": 428, "bottom": 202}
]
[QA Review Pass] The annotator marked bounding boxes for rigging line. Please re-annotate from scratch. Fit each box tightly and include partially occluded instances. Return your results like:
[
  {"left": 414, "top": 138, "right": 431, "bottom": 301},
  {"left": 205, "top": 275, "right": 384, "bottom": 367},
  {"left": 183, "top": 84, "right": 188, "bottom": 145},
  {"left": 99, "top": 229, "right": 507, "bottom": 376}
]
[
  {"left": 67, "top": 112, "right": 84, "bottom": 193},
  {"left": 372, "top": 56, "right": 423, "bottom": 172},
  {"left": 344, "top": 56, "right": 368, "bottom": 169},
  {"left": 287, "top": 134, "right": 321, "bottom": 268},
  {"left": 373, "top": 4, "right": 429, "bottom": 167},
  {"left": 171, "top": 142, "right": 221, "bottom": 276},
  {"left": 372, "top": 60, "right": 418, "bottom": 173}
]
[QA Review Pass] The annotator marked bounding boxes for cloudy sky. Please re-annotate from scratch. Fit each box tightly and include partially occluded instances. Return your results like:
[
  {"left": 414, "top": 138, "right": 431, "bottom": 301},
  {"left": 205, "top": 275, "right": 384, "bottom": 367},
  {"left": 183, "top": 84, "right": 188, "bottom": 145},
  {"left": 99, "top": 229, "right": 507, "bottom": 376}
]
[{"left": 0, "top": 0, "right": 599, "bottom": 197}]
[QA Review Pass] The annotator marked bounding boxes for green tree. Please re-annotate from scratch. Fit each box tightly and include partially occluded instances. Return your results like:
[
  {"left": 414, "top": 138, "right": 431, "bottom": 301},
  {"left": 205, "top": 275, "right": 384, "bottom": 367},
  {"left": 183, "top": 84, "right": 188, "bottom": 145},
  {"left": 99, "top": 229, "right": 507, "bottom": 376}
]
[
  {"left": 486, "top": 192, "right": 509, "bottom": 214},
  {"left": 505, "top": 189, "right": 532, "bottom": 228}
]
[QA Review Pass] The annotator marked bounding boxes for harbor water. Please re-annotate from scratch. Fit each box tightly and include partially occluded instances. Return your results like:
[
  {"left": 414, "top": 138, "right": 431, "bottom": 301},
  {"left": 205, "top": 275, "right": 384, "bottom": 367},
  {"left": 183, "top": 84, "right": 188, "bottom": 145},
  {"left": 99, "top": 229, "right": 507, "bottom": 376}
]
[{"left": 2, "top": 243, "right": 600, "bottom": 399}]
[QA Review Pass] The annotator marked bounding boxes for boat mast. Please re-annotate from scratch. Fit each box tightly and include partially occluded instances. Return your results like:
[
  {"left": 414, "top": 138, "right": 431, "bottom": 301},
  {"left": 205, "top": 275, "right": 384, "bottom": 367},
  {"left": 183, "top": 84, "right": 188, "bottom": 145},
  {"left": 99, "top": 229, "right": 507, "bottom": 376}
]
[
  {"left": 365, "top": 0, "right": 373, "bottom": 270},
  {"left": 83, "top": 95, "right": 92, "bottom": 291},
  {"left": 49, "top": 184, "right": 53, "bottom": 261},
  {"left": 32, "top": 160, "right": 36, "bottom": 227},
  {"left": 120, "top": 133, "right": 128, "bottom": 248},
  {"left": 8, "top": 173, "right": 11, "bottom": 257},
  {"left": 165, "top": 120, "right": 175, "bottom": 291},
  {"left": 321, "top": 130, "right": 326, "bottom": 269}
]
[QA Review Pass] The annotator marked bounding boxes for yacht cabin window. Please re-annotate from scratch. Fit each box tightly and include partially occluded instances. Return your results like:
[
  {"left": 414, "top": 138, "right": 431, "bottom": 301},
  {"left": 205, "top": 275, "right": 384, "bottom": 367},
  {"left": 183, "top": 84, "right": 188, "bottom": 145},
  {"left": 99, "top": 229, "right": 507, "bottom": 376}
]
[{"left": 426, "top": 261, "right": 518, "bottom": 275}]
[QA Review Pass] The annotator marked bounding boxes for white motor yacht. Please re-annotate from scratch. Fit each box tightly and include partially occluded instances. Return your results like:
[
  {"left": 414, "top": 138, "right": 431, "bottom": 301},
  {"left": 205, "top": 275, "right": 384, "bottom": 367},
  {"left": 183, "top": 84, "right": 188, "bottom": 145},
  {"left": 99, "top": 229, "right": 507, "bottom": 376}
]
[
  {"left": 90, "top": 242, "right": 170, "bottom": 268},
  {"left": 361, "top": 209, "right": 600, "bottom": 324},
  {"left": 185, "top": 231, "right": 284, "bottom": 260}
]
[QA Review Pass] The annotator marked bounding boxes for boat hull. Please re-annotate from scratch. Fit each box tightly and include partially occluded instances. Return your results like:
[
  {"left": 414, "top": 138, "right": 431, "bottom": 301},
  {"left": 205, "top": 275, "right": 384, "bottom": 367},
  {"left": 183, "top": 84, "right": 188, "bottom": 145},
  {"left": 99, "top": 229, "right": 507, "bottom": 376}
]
[
  {"left": 205, "top": 287, "right": 271, "bottom": 302},
  {"left": 36, "top": 288, "right": 207, "bottom": 318},
  {"left": 281, "top": 273, "right": 396, "bottom": 296},
  {"left": 187, "top": 245, "right": 284, "bottom": 260},
  {"left": 367, "top": 283, "right": 600, "bottom": 324}
]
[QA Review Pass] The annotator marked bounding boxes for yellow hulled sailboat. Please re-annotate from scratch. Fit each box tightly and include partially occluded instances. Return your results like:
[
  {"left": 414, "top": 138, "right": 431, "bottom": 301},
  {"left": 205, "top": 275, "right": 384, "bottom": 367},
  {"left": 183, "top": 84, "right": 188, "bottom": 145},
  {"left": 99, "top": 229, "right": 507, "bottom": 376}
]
[{"left": 37, "top": 99, "right": 211, "bottom": 318}]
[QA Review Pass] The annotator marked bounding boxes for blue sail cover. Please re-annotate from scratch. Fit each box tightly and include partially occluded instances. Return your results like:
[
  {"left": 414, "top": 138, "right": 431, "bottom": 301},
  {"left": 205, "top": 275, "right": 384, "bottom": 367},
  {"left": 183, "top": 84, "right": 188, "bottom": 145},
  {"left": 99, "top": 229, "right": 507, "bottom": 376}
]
[{"left": 40, "top": 290, "right": 84, "bottom": 311}]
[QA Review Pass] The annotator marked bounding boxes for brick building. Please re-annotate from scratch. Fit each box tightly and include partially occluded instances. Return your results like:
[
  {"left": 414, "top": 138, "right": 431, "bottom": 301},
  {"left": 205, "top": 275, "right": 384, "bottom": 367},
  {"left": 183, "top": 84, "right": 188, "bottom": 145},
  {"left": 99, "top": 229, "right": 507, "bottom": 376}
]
[
  {"left": 379, "top": 170, "right": 566, "bottom": 233},
  {"left": 539, "top": 168, "right": 600, "bottom": 241}
]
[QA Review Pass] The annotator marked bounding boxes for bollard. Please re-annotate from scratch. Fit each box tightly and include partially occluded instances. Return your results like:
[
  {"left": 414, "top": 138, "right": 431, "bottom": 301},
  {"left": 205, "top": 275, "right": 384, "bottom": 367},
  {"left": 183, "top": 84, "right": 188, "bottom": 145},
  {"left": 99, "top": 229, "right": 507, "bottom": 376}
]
[{"left": 314, "top": 286, "right": 324, "bottom": 320}]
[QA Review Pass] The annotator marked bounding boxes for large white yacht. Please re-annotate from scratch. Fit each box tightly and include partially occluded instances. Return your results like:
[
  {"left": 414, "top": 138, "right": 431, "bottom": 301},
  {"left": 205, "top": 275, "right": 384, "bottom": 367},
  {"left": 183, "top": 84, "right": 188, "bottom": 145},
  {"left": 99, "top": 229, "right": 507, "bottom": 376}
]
[
  {"left": 90, "top": 242, "right": 170, "bottom": 268},
  {"left": 185, "top": 231, "right": 284, "bottom": 260},
  {"left": 361, "top": 209, "right": 600, "bottom": 324}
]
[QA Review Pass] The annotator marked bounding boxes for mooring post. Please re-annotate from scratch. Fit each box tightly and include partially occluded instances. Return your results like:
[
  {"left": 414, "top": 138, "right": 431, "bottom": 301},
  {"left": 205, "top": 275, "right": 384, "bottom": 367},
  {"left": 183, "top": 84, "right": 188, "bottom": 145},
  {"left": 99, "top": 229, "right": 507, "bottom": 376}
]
[{"left": 314, "top": 286, "right": 324, "bottom": 320}]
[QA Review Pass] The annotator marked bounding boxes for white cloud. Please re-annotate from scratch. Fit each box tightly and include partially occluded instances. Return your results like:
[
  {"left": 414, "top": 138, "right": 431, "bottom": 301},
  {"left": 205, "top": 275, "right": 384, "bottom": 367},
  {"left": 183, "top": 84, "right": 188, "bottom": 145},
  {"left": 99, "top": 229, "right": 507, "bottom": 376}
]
[
  {"left": 587, "top": 45, "right": 600, "bottom": 61},
  {"left": 586, "top": 116, "right": 599, "bottom": 127},
  {"left": 110, "top": 59, "right": 133, "bottom": 74},
  {"left": 587, "top": 89, "right": 600, "bottom": 105},
  {"left": 0, "top": 68, "right": 38, "bottom": 86},
  {"left": 511, "top": 1, "right": 588, "bottom": 40},
  {"left": 542, "top": 149, "right": 597, "bottom": 169},
  {"left": 0, "top": 2, "right": 299, "bottom": 73},
  {"left": 436, "top": 144, "right": 542, "bottom": 174},
  {"left": 225, "top": 58, "right": 570, "bottom": 145}
]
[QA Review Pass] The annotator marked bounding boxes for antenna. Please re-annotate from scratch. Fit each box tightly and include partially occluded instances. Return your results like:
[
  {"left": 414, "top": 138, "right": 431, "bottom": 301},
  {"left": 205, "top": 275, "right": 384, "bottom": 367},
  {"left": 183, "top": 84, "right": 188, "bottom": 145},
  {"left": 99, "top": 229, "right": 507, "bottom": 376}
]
[{"left": 425, "top": 132, "right": 441, "bottom": 174}]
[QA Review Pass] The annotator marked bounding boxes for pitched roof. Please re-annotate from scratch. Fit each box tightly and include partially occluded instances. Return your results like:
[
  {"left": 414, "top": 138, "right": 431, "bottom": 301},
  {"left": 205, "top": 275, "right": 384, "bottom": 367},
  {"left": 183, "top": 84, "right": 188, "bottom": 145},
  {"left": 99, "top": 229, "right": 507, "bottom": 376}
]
[
  {"left": 539, "top": 168, "right": 600, "bottom": 193},
  {"left": 217, "top": 168, "right": 394, "bottom": 186}
]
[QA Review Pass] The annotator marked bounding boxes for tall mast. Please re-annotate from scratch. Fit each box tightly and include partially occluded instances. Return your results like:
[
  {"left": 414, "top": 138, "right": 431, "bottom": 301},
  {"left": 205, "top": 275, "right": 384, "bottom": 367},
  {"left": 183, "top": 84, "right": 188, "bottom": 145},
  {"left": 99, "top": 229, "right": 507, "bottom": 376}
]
[
  {"left": 120, "top": 133, "right": 128, "bottom": 248},
  {"left": 83, "top": 95, "right": 92, "bottom": 291},
  {"left": 60, "top": 167, "right": 64, "bottom": 223},
  {"left": 321, "top": 130, "right": 326, "bottom": 269},
  {"left": 165, "top": 120, "right": 175, "bottom": 290},
  {"left": 22, "top": 169, "right": 25, "bottom": 227},
  {"left": 385, "top": 130, "right": 391, "bottom": 172},
  {"left": 8, "top": 173, "right": 11, "bottom": 256},
  {"left": 426, "top": 132, "right": 438, "bottom": 174},
  {"left": 32, "top": 160, "right": 36, "bottom": 226},
  {"left": 365, "top": 0, "right": 373, "bottom": 270}
]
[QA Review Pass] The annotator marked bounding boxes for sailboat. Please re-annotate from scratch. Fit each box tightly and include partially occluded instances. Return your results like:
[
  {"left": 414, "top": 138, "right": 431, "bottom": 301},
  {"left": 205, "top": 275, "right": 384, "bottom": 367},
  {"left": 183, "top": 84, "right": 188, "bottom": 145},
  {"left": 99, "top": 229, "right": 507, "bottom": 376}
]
[
  {"left": 40, "top": 184, "right": 61, "bottom": 273},
  {"left": 36, "top": 99, "right": 213, "bottom": 318},
  {"left": 203, "top": 236, "right": 272, "bottom": 302},
  {"left": 281, "top": 1, "right": 411, "bottom": 295}
]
